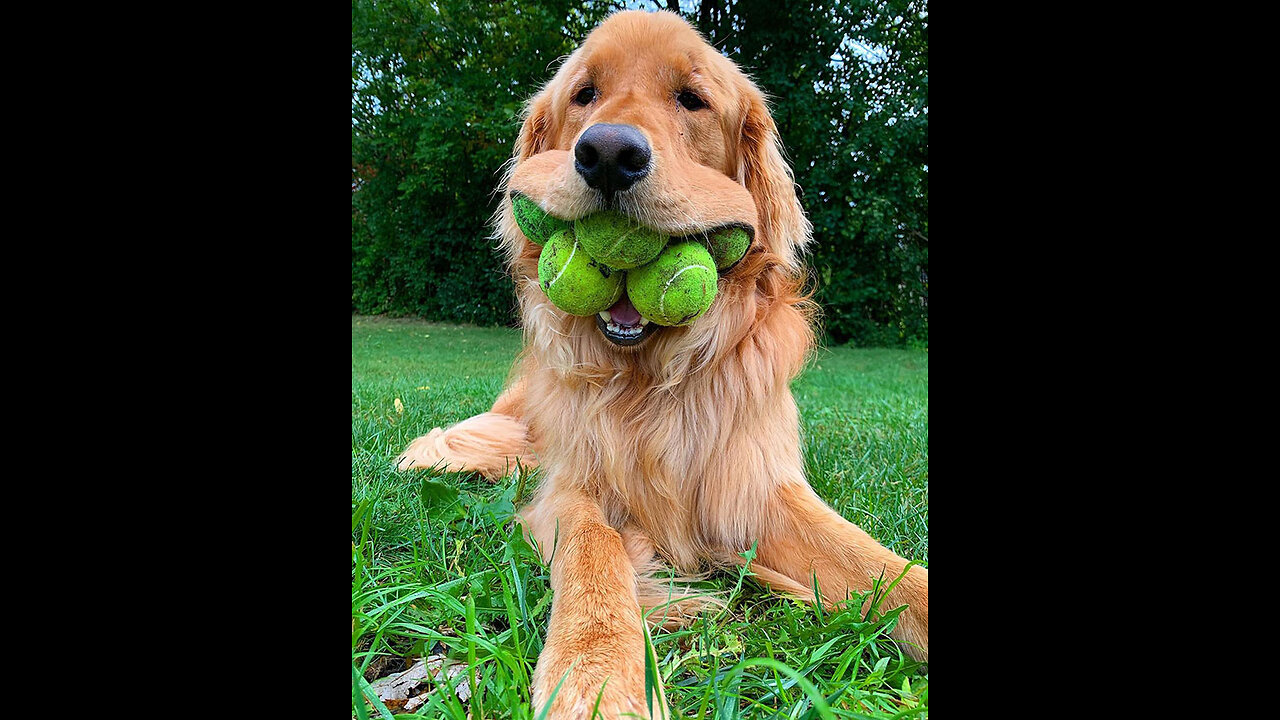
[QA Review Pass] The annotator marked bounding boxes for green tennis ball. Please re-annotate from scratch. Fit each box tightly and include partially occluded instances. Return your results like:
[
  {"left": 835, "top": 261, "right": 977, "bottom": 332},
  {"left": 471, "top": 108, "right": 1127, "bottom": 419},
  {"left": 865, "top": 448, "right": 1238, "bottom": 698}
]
[
  {"left": 537, "top": 228, "right": 624, "bottom": 316},
  {"left": 703, "top": 226, "right": 751, "bottom": 270},
  {"left": 574, "top": 211, "right": 667, "bottom": 269},
  {"left": 626, "top": 241, "right": 718, "bottom": 326},
  {"left": 512, "top": 194, "right": 568, "bottom": 246}
]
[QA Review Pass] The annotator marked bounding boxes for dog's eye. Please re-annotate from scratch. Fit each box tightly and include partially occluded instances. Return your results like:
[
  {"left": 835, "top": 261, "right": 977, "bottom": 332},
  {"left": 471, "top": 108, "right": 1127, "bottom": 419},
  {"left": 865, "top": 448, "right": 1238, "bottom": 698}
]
[
  {"left": 677, "top": 90, "right": 706, "bottom": 111},
  {"left": 573, "top": 86, "right": 596, "bottom": 106}
]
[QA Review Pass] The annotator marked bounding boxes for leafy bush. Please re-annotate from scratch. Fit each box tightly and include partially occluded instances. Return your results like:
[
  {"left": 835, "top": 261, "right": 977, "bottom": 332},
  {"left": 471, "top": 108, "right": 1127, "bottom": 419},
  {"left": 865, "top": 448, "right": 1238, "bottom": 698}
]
[
  {"left": 352, "top": 0, "right": 928, "bottom": 346},
  {"left": 351, "top": 0, "right": 612, "bottom": 325}
]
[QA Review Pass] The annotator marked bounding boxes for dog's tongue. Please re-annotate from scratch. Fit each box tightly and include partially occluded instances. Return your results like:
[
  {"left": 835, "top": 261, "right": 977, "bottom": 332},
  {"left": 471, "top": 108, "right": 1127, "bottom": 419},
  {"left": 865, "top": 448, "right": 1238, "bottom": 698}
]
[{"left": 609, "top": 296, "right": 642, "bottom": 327}]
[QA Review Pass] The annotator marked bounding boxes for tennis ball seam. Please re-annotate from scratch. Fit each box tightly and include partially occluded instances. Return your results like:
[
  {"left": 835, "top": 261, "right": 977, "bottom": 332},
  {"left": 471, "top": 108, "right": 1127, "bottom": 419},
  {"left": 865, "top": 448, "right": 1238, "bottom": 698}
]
[
  {"left": 575, "top": 211, "right": 666, "bottom": 269},
  {"left": 604, "top": 227, "right": 644, "bottom": 260},
  {"left": 659, "top": 264, "right": 712, "bottom": 319},
  {"left": 547, "top": 240, "right": 577, "bottom": 288},
  {"left": 539, "top": 229, "right": 624, "bottom": 316}
]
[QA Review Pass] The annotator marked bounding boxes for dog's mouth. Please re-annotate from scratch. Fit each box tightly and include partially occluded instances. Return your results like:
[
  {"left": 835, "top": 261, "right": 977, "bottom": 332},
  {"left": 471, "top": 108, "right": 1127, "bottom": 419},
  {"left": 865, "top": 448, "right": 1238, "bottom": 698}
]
[
  {"left": 510, "top": 149, "right": 759, "bottom": 351},
  {"left": 508, "top": 149, "right": 759, "bottom": 240},
  {"left": 596, "top": 295, "right": 660, "bottom": 346}
]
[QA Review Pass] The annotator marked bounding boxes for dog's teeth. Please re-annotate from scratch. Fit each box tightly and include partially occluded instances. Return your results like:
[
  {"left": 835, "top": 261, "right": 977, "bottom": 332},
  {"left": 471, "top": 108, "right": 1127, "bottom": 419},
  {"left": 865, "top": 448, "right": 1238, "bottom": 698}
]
[
  {"left": 599, "top": 311, "right": 612, "bottom": 323},
  {"left": 605, "top": 319, "right": 641, "bottom": 336},
  {"left": 639, "top": 317, "right": 650, "bottom": 326}
]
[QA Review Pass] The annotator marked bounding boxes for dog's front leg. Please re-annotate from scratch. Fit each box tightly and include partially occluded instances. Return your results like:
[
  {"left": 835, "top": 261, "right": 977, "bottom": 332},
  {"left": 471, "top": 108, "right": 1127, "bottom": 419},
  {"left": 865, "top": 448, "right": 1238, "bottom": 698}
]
[
  {"left": 525, "top": 489, "right": 666, "bottom": 719},
  {"left": 753, "top": 483, "right": 929, "bottom": 661}
]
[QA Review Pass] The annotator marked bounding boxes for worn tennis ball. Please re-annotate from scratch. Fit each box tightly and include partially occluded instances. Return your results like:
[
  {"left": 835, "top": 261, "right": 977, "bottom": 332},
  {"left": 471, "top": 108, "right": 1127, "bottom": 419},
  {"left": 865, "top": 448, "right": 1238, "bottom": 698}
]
[
  {"left": 626, "top": 241, "right": 718, "bottom": 326},
  {"left": 574, "top": 211, "right": 667, "bottom": 269},
  {"left": 538, "top": 228, "right": 624, "bottom": 316},
  {"left": 511, "top": 193, "right": 568, "bottom": 246},
  {"left": 703, "top": 226, "right": 751, "bottom": 270}
]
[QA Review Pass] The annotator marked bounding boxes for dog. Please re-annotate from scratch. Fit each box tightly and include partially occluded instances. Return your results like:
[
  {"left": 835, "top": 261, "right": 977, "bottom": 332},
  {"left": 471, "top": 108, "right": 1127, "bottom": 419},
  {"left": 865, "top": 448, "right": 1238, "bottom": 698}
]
[{"left": 396, "top": 10, "right": 928, "bottom": 718}]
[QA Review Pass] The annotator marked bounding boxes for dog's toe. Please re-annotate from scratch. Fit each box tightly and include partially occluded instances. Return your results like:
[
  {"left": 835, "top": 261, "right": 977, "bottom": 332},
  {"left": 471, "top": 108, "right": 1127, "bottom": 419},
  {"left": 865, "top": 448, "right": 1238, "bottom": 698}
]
[{"left": 394, "top": 428, "right": 447, "bottom": 471}]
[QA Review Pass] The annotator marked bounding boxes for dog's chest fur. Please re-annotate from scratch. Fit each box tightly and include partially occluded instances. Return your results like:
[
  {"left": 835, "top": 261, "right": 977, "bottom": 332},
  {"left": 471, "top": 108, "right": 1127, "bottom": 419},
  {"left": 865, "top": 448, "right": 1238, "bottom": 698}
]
[{"left": 521, "top": 301, "right": 812, "bottom": 571}]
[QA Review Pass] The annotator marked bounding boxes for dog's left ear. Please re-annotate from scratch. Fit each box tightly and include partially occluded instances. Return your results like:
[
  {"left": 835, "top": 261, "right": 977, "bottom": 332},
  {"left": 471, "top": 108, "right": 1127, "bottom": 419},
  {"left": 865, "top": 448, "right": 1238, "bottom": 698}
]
[{"left": 736, "top": 88, "right": 813, "bottom": 270}]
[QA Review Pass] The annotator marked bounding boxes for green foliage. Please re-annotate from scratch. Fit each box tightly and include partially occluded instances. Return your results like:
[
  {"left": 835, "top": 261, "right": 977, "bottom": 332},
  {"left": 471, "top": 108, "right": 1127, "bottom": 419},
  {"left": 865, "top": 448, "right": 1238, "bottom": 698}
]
[
  {"left": 689, "top": 0, "right": 928, "bottom": 346},
  {"left": 352, "top": 0, "right": 928, "bottom": 346},
  {"left": 351, "top": 0, "right": 613, "bottom": 325}
]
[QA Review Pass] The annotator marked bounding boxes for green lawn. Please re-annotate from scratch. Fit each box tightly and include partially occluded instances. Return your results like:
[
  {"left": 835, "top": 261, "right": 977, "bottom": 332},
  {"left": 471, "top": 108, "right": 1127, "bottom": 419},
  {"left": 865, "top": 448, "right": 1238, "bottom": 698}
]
[{"left": 352, "top": 315, "right": 928, "bottom": 718}]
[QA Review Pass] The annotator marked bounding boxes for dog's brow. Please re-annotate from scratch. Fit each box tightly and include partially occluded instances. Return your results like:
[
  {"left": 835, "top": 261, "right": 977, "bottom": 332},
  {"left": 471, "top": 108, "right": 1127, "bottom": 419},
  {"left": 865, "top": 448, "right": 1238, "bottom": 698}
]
[
  {"left": 681, "top": 69, "right": 718, "bottom": 110},
  {"left": 564, "top": 67, "right": 594, "bottom": 95}
]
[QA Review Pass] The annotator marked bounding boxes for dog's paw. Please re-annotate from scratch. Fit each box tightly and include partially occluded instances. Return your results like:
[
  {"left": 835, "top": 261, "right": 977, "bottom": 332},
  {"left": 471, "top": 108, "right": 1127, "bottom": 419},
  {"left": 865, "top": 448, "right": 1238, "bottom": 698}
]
[
  {"left": 394, "top": 413, "right": 536, "bottom": 480},
  {"left": 530, "top": 645, "right": 662, "bottom": 720},
  {"left": 394, "top": 428, "right": 449, "bottom": 472},
  {"left": 531, "top": 597, "right": 666, "bottom": 718}
]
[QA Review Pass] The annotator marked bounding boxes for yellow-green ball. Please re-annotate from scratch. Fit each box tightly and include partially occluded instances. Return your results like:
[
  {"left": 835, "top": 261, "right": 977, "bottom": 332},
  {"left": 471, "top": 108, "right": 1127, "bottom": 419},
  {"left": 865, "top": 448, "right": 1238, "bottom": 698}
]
[
  {"left": 538, "top": 229, "right": 624, "bottom": 316},
  {"left": 704, "top": 226, "right": 751, "bottom": 270},
  {"left": 574, "top": 211, "right": 667, "bottom": 269},
  {"left": 512, "top": 193, "right": 568, "bottom": 246},
  {"left": 625, "top": 241, "right": 717, "bottom": 326}
]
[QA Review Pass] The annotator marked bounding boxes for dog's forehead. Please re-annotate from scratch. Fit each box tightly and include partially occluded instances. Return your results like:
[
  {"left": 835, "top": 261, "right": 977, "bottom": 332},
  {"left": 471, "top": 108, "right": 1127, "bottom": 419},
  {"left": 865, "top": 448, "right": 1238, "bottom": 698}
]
[{"left": 576, "top": 13, "right": 709, "bottom": 86}]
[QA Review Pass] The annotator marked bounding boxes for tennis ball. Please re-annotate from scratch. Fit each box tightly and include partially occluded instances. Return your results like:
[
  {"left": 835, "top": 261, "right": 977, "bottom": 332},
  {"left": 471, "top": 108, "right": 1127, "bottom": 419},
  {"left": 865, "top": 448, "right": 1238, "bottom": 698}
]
[
  {"left": 512, "top": 193, "right": 568, "bottom": 246},
  {"left": 626, "top": 241, "right": 718, "bottom": 326},
  {"left": 574, "top": 211, "right": 667, "bottom": 269},
  {"left": 703, "top": 226, "right": 751, "bottom": 270},
  {"left": 538, "top": 228, "right": 624, "bottom": 316}
]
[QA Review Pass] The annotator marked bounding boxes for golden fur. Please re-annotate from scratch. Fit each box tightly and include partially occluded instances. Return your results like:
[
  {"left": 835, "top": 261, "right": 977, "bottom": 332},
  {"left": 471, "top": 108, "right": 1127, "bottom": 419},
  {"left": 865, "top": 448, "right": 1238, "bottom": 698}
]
[{"left": 396, "top": 10, "right": 927, "bottom": 718}]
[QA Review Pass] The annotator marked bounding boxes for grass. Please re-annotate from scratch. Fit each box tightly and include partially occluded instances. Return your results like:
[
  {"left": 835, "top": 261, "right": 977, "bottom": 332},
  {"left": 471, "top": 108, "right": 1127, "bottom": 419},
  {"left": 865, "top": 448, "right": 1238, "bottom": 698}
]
[{"left": 352, "top": 315, "right": 928, "bottom": 718}]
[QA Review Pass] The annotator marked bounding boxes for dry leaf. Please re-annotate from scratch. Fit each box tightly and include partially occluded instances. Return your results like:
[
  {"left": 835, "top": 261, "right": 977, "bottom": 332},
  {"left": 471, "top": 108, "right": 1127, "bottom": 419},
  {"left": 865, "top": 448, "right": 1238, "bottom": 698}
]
[
  {"left": 394, "top": 398, "right": 404, "bottom": 414},
  {"left": 370, "top": 657, "right": 436, "bottom": 702},
  {"left": 369, "top": 654, "right": 475, "bottom": 712}
]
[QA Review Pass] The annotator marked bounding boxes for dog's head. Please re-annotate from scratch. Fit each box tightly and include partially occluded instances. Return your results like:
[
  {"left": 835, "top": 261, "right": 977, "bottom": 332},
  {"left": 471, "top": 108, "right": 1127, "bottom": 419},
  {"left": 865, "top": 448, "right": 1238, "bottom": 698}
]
[{"left": 498, "top": 10, "right": 812, "bottom": 381}]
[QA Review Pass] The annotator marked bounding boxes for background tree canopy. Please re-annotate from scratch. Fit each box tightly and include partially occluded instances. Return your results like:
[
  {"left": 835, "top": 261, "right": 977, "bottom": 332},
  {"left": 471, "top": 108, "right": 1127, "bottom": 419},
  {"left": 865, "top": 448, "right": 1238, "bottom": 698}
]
[{"left": 352, "top": 0, "right": 928, "bottom": 347}]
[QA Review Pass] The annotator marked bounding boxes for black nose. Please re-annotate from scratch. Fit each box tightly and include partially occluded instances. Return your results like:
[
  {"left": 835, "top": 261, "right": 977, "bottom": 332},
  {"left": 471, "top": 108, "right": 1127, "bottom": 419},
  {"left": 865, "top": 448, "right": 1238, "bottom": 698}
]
[{"left": 574, "top": 123, "right": 651, "bottom": 195}]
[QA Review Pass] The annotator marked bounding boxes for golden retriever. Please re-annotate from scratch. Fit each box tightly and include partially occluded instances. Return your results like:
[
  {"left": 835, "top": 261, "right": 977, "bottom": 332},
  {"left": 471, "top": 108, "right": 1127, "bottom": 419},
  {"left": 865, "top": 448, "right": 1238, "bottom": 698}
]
[{"left": 396, "top": 10, "right": 927, "bottom": 718}]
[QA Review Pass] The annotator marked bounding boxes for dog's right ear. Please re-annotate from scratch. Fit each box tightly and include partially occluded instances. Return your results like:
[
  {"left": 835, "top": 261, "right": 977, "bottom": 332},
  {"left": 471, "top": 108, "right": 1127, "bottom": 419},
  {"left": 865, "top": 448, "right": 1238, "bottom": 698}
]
[
  {"left": 515, "top": 88, "right": 556, "bottom": 161},
  {"left": 500, "top": 85, "right": 560, "bottom": 273}
]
